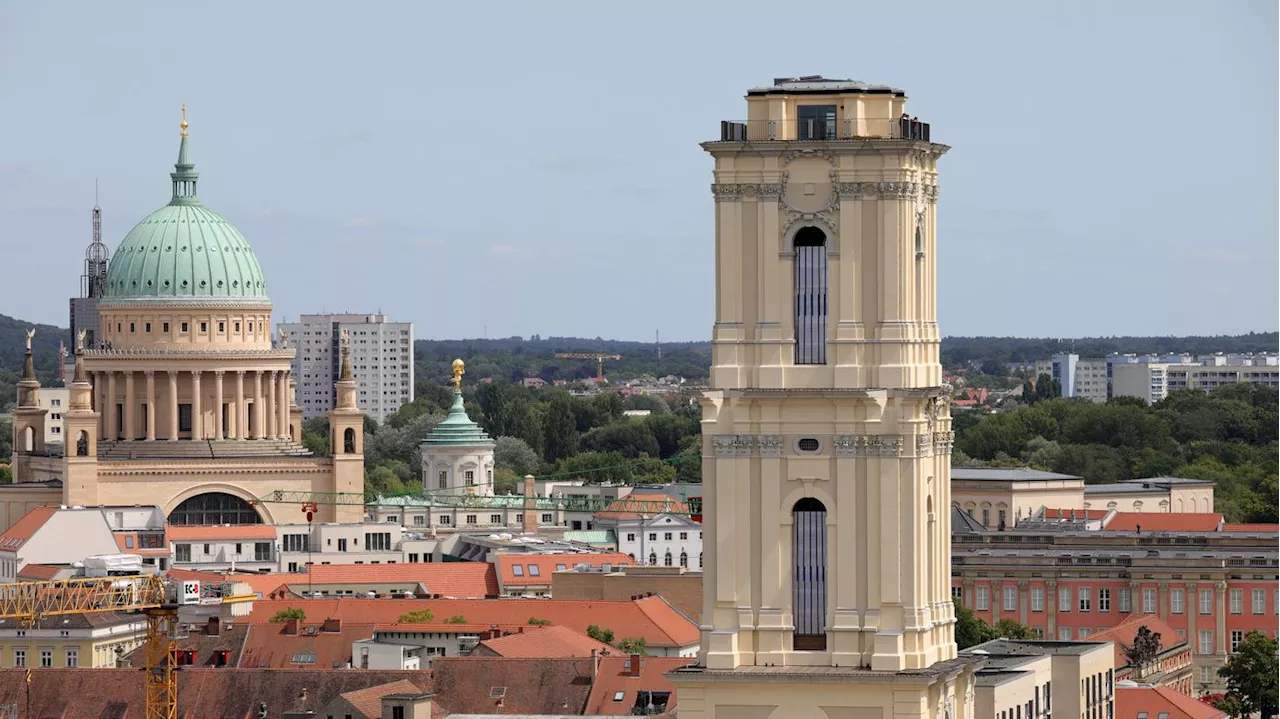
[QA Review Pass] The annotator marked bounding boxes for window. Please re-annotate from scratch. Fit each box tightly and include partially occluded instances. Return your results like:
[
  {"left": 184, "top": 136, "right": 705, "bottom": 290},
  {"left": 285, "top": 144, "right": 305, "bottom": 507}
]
[
  {"left": 337, "top": 538, "right": 347, "bottom": 551},
  {"left": 65, "top": 648, "right": 77, "bottom": 667},
  {"left": 466, "top": 514, "right": 477, "bottom": 525},
  {"left": 1059, "top": 587, "right": 1071, "bottom": 612},
  {"left": 626, "top": 533, "right": 636, "bottom": 542},
  {"left": 556, "top": 564, "right": 567, "bottom": 571},
  {"left": 178, "top": 403, "right": 192, "bottom": 432},
  {"left": 648, "top": 552, "right": 657, "bottom": 566},
  {"left": 438, "top": 515, "right": 451, "bottom": 525},
  {"left": 664, "top": 532, "right": 673, "bottom": 541},
  {"left": 679, "top": 531, "right": 688, "bottom": 540},
  {"left": 792, "top": 497, "right": 827, "bottom": 650},
  {"left": 541, "top": 513, "right": 552, "bottom": 523},
  {"left": 283, "top": 534, "right": 310, "bottom": 553},
  {"left": 218, "top": 321, "right": 225, "bottom": 333},
  {"left": 1079, "top": 628, "right": 1091, "bottom": 638},
  {"left": 663, "top": 551, "right": 673, "bottom": 567},
  {"left": 129, "top": 322, "right": 135, "bottom": 333},
  {"left": 1143, "top": 588, "right": 1156, "bottom": 614},
  {"left": 235, "top": 321, "right": 240, "bottom": 332},
  {"left": 796, "top": 104, "right": 836, "bottom": 140},
  {"left": 392, "top": 707, "right": 405, "bottom": 719},
  {"left": 408, "top": 553, "right": 419, "bottom": 563},
  {"left": 952, "top": 586, "right": 963, "bottom": 601},
  {"left": 648, "top": 533, "right": 657, "bottom": 541},
  {"left": 1118, "top": 587, "right": 1131, "bottom": 613},
  {"left": 1230, "top": 589, "right": 1243, "bottom": 614},
  {"left": 125, "top": 536, "right": 135, "bottom": 549},
  {"left": 1198, "top": 630, "right": 1213, "bottom": 654},
  {"left": 1099, "top": 587, "right": 1111, "bottom": 612},
  {"left": 144, "top": 322, "right": 151, "bottom": 333},
  {"left": 255, "top": 542, "right": 271, "bottom": 561},
  {"left": 365, "top": 532, "right": 391, "bottom": 551},
  {"left": 412, "top": 515, "right": 424, "bottom": 526},
  {"left": 490, "top": 514, "right": 501, "bottom": 524},
  {"left": 512, "top": 565, "right": 524, "bottom": 577},
  {"left": 199, "top": 322, "right": 207, "bottom": 333},
  {"left": 175, "top": 544, "right": 191, "bottom": 562},
  {"left": 1059, "top": 626, "right": 1071, "bottom": 640},
  {"left": 292, "top": 651, "right": 316, "bottom": 664},
  {"left": 982, "top": 509, "right": 990, "bottom": 526},
  {"left": 1200, "top": 589, "right": 1213, "bottom": 614},
  {"left": 793, "top": 226, "right": 828, "bottom": 365},
  {"left": 1004, "top": 586, "right": 1017, "bottom": 612},
  {"left": 13, "top": 649, "right": 25, "bottom": 667},
  {"left": 679, "top": 551, "right": 688, "bottom": 568},
  {"left": 1079, "top": 587, "right": 1092, "bottom": 613},
  {"left": 181, "top": 322, "right": 188, "bottom": 333},
  {"left": 1031, "top": 587, "right": 1044, "bottom": 612},
  {"left": 438, "top": 470, "right": 447, "bottom": 489},
  {"left": 976, "top": 585, "right": 989, "bottom": 610},
  {"left": 40, "top": 649, "right": 52, "bottom": 668},
  {"left": 1253, "top": 588, "right": 1265, "bottom": 614},
  {"left": 528, "top": 564, "right": 540, "bottom": 577},
  {"left": 1171, "top": 588, "right": 1184, "bottom": 614},
  {"left": 163, "top": 322, "right": 170, "bottom": 333}
]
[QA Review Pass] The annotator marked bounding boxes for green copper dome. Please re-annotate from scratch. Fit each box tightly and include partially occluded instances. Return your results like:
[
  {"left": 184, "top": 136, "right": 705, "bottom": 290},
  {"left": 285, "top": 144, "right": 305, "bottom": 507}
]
[
  {"left": 103, "top": 119, "right": 268, "bottom": 302},
  {"left": 421, "top": 392, "right": 495, "bottom": 447}
]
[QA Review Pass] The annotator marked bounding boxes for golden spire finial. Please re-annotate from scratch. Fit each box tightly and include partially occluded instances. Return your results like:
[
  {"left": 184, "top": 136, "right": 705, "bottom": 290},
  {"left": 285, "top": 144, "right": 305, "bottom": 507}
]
[
  {"left": 451, "top": 359, "right": 466, "bottom": 391},
  {"left": 180, "top": 103, "right": 189, "bottom": 138}
]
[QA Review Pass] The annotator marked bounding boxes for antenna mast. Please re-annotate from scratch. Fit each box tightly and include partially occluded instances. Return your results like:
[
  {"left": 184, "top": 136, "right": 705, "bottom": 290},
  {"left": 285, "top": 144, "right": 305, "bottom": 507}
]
[{"left": 656, "top": 329, "right": 661, "bottom": 360}]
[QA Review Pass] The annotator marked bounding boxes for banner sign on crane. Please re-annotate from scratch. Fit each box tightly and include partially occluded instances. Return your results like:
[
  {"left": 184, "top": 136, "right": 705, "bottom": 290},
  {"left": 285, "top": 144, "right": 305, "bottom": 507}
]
[{"left": 182, "top": 581, "right": 200, "bottom": 605}]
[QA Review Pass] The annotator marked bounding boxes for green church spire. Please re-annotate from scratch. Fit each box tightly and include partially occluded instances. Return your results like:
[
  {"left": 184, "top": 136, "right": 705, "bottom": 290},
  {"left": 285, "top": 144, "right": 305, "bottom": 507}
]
[{"left": 170, "top": 104, "right": 200, "bottom": 206}]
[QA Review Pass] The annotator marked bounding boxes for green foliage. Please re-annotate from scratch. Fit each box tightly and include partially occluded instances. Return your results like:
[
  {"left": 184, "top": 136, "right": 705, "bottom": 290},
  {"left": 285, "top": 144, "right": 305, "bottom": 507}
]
[
  {"left": 300, "top": 417, "right": 330, "bottom": 457},
  {"left": 541, "top": 392, "right": 580, "bottom": 462},
  {"left": 269, "top": 608, "right": 306, "bottom": 623},
  {"left": 586, "top": 624, "right": 615, "bottom": 644},
  {"left": 953, "top": 599, "right": 1037, "bottom": 649},
  {"left": 0, "top": 465, "right": 10, "bottom": 485},
  {"left": 398, "top": 609, "right": 435, "bottom": 624},
  {"left": 527, "top": 617, "right": 552, "bottom": 626},
  {"left": 443, "top": 615, "right": 467, "bottom": 624},
  {"left": 1217, "top": 631, "right": 1278, "bottom": 719},
  {"left": 616, "top": 637, "right": 647, "bottom": 654},
  {"left": 414, "top": 337, "right": 711, "bottom": 387},
  {"left": 494, "top": 436, "right": 539, "bottom": 476},
  {"left": 940, "top": 334, "right": 1279, "bottom": 369},
  {"left": 1122, "top": 625, "right": 1162, "bottom": 668}
]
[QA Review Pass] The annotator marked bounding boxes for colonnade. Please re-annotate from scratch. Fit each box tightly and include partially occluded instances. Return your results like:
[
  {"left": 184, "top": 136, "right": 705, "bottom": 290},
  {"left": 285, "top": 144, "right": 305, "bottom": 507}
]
[{"left": 94, "top": 369, "right": 291, "bottom": 441}]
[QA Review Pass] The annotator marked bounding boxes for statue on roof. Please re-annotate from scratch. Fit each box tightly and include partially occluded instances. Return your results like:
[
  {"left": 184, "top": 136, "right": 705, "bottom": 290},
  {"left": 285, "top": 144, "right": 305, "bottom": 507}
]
[
  {"left": 76, "top": 329, "right": 86, "bottom": 354},
  {"left": 25, "top": 328, "right": 35, "bottom": 351},
  {"left": 451, "top": 358, "right": 465, "bottom": 391},
  {"left": 340, "top": 328, "right": 350, "bottom": 350},
  {"left": 278, "top": 327, "right": 289, "bottom": 349}
]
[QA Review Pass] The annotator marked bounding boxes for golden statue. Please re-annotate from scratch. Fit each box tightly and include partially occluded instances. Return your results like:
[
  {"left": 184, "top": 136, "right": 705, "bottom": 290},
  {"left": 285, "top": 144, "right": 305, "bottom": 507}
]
[
  {"left": 180, "top": 103, "right": 188, "bottom": 138},
  {"left": 451, "top": 358, "right": 465, "bottom": 391},
  {"left": 24, "top": 328, "right": 34, "bottom": 351}
]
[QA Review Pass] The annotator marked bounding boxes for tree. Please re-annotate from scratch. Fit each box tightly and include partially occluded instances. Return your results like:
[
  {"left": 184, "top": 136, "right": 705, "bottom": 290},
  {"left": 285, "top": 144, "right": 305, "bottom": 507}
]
[
  {"left": 586, "top": 624, "right": 615, "bottom": 644},
  {"left": 1217, "top": 631, "right": 1278, "bottom": 719},
  {"left": 0, "top": 465, "right": 11, "bottom": 485},
  {"left": 269, "top": 608, "right": 306, "bottom": 623},
  {"left": 366, "top": 465, "right": 410, "bottom": 497},
  {"left": 616, "top": 637, "right": 647, "bottom": 654},
  {"left": 444, "top": 615, "right": 467, "bottom": 624},
  {"left": 541, "top": 393, "right": 579, "bottom": 462},
  {"left": 494, "top": 436, "right": 539, "bottom": 476},
  {"left": 992, "top": 618, "right": 1037, "bottom": 641},
  {"left": 579, "top": 421, "right": 660, "bottom": 458},
  {"left": 953, "top": 599, "right": 992, "bottom": 650},
  {"left": 398, "top": 609, "right": 435, "bottom": 623},
  {"left": 300, "top": 416, "right": 330, "bottom": 456},
  {"left": 527, "top": 617, "right": 552, "bottom": 626},
  {"left": 1122, "top": 625, "right": 1162, "bottom": 669}
]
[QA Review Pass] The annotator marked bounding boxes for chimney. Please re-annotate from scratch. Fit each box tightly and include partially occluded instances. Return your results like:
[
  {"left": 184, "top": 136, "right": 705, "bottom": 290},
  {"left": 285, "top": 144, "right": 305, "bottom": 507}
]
[
  {"left": 322, "top": 617, "right": 341, "bottom": 633},
  {"left": 522, "top": 475, "right": 538, "bottom": 534},
  {"left": 591, "top": 649, "right": 599, "bottom": 683},
  {"left": 284, "top": 618, "right": 300, "bottom": 636},
  {"left": 629, "top": 653, "right": 642, "bottom": 678},
  {"left": 207, "top": 616, "right": 221, "bottom": 636}
]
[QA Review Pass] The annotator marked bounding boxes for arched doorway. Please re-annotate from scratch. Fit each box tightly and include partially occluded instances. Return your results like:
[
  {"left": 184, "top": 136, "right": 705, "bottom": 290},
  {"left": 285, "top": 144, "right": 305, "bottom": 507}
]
[
  {"left": 168, "top": 492, "right": 263, "bottom": 525},
  {"left": 793, "top": 497, "right": 828, "bottom": 650}
]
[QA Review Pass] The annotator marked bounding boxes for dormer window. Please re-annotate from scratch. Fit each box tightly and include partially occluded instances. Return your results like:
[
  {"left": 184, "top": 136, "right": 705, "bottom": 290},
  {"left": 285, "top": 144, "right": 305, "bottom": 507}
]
[{"left": 797, "top": 105, "right": 837, "bottom": 141}]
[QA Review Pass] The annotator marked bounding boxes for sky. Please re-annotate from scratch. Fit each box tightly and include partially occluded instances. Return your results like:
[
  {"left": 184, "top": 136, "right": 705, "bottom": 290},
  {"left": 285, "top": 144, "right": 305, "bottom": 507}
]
[{"left": 0, "top": 1, "right": 1275, "bottom": 342}]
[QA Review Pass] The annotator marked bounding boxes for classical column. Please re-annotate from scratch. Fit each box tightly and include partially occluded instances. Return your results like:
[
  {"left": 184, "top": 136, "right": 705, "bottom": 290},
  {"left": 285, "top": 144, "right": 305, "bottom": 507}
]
[
  {"left": 990, "top": 582, "right": 1000, "bottom": 622},
  {"left": 1215, "top": 581, "right": 1227, "bottom": 654},
  {"left": 1158, "top": 581, "right": 1169, "bottom": 618},
  {"left": 191, "top": 371, "right": 203, "bottom": 440},
  {"left": 1185, "top": 582, "right": 1198, "bottom": 655},
  {"left": 1018, "top": 579, "right": 1029, "bottom": 625},
  {"left": 234, "top": 371, "right": 245, "bottom": 440},
  {"left": 123, "top": 371, "right": 136, "bottom": 440},
  {"left": 97, "top": 372, "right": 108, "bottom": 437},
  {"left": 1046, "top": 580, "right": 1058, "bottom": 636},
  {"left": 144, "top": 371, "right": 156, "bottom": 441},
  {"left": 213, "top": 371, "right": 224, "bottom": 440},
  {"left": 277, "top": 372, "right": 290, "bottom": 440},
  {"left": 264, "top": 371, "right": 276, "bottom": 439},
  {"left": 253, "top": 370, "right": 265, "bottom": 440},
  {"left": 167, "top": 371, "right": 179, "bottom": 440}
]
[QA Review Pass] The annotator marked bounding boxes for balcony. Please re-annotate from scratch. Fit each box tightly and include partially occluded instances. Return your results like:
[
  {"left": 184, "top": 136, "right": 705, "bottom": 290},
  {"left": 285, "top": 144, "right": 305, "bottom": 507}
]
[{"left": 716, "top": 116, "right": 931, "bottom": 143}]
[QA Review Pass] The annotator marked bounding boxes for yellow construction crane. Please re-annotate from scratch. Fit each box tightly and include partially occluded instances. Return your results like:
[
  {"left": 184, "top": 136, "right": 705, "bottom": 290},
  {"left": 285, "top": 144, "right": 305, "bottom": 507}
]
[
  {"left": 0, "top": 574, "right": 254, "bottom": 718},
  {"left": 554, "top": 352, "right": 622, "bottom": 381}
]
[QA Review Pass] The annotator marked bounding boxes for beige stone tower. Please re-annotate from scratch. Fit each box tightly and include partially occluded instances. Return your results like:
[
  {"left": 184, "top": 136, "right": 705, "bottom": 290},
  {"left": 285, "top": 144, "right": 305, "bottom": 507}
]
[
  {"left": 670, "top": 77, "right": 980, "bottom": 719},
  {"left": 10, "top": 332, "right": 48, "bottom": 482},
  {"left": 63, "top": 334, "right": 101, "bottom": 498},
  {"left": 327, "top": 330, "right": 366, "bottom": 522}
]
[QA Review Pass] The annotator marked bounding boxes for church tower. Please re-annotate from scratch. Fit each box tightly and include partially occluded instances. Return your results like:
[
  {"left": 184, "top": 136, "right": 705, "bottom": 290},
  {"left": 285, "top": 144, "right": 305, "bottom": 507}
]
[
  {"left": 670, "top": 77, "right": 979, "bottom": 719},
  {"left": 327, "top": 330, "right": 366, "bottom": 523}
]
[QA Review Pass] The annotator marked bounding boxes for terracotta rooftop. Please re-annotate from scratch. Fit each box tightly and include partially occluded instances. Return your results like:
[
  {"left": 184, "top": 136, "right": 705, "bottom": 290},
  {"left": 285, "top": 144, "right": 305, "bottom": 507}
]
[
  {"left": 1114, "top": 684, "right": 1226, "bottom": 719},
  {"left": 166, "top": 523, "right": 280, "bottom": 540},
  {"left": 0, "top": 668, "right": 435, "bottom": 719},
  {"left": 339, "top": 679, "right": 426, "bottom": 718},
  {"left": 595, "top": 493, "right": 690, "bottom": 521},
  {"left": 122, "top": 616, "right": 249, "bottom": 669},
  {"left": 16, "top": 563, "right": 64, "bottom": 581},
  {"left": 497, "top": 552, "right": 632, "bottom": 588},
  {"left": 584, "top": 655, "right": 695, "bottom": 715},
  {"left": 0, "top": 506, "right": 56, "bottom": 550},
  {"left": 238, "top": 620, "right": 377, "bottom": 669},
  {"left": 0, "top": 611, "right": 143, "bottom": 631},
  {"left": 300, "top": 562, "right": 499, "bottom": 598},
  {"left": 1090, "top": 614, "right": 1186, "bottom": 670},
  {"left": 1221, "top": 523, "right": 1280, "bottom": 533},
  {"left": 1105, "top": 513, "right": 1224, "bottom": 533},
  {"left": 245, "top": 595, "right": 700, "bottom": 648},
  {"left": 431, "top": 657, "right": 594, "bottom": 715},
  {"left": 477, "top": 624, "right": 616, "bottom": 658},
  {"left": 167, "top": 568, "right": 308, "bottom": 599}
]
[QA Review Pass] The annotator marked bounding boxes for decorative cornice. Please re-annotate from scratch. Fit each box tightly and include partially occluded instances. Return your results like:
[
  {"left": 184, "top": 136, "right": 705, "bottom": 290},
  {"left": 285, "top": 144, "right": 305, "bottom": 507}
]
[
  {"left": 98, "top": 297, "right": 272, "bottom": 309},
  {"left": 756, "top": 183, "right": 783, "bottom": 200},
  {"left": 758, "top": 435, "right": 782, "bottom": 457},
  {"left": 83, "top": 348, "right": 294, "bottom": 359},
  {"left": 834, "top": 182, "right": 863, "bottom": 200},
  {"left": 916, "top": 434, "right": 934, "bottom": 457},
  {"left": 711, "top": 434, "right": 755, "bottom": 457},
  {"left": 781, "top": 147, "right": 839, "bottom": 167},
  {"left": 833, "top": 435, "right": 903, "bottom": 457},
  {"left": 934, "top": 431, "right": 955, "bottom": 454},
  {"left": 711, "top": 184, "right": 747, "bottom": 202},
  {"left": 874, "top": 181, "right": 919, "bottom": 199}
]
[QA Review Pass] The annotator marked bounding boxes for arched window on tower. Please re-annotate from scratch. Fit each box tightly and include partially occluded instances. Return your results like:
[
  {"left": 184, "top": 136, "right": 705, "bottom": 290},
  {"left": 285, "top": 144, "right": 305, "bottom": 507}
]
[
  {"left": 22, "top": 426, "right": 34, "bottom": 452},
  {"left": 76, "top": 430, "right": 89, "bottom": 457},
  {"left": 343, "top": 427, "right": 356, "bottom": 454},
  {"left": 793, "top": 497, "right": 828, "bottom": 650},
  {"left": 793, "top": 227, "right": 828, "bottom": 365}
]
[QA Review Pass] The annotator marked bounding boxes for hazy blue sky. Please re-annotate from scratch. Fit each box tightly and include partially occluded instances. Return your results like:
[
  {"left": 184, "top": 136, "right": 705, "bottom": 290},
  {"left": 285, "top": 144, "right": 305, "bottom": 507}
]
[{"left": 1, "top": 1, "right": 1275, "bottom": 342}]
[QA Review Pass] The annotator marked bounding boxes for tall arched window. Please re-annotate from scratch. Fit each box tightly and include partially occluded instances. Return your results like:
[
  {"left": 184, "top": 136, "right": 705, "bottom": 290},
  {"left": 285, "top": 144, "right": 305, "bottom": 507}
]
[
  {"left": 793, "top": 227, "right": 828, "bottom": 365},
  {"left": 343, "top": 427, "right": 356, "bottom": 454},
  {"left": 169, "top": 492, "right": 262, "bottom": 525},
  {"left": 76, "top": 430, "right": 89, "bottom": 457},
  {"left": 22, "top": 426, "right": 34, "bottom": 452},
  {"left": 793, "top": 497, "right": 828, "bottom": 650},
  {"left": 663, "top": 551, "right": 673, "bottom": 567},
  {"left": 648, "top": 551, "right": 657, "bottom": 566},
  {"left": 679, "top": 551, "right": 688, "bottom": 568}
]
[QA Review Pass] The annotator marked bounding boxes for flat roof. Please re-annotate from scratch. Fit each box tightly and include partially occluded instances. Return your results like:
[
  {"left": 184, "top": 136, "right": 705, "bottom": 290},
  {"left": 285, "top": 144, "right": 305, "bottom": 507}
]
[
  {"left": 1085, "top": 483, "right": 1164, "bottom": 495},
  {"left": 747, "top": 76, "right": 906, "bottom": 97},
  {"left": 963, "top": 639, "right": 1109, "bottom": 657},
  {"left": 951, "top": 468, "right": 1082, "bottom": 482}
]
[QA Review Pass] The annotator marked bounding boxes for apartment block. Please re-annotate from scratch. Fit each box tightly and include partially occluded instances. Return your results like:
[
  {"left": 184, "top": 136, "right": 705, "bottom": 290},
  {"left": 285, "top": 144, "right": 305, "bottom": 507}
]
[
  {"left": 1112, "top": 361, "right": 1280, "bottom": 404},
  {"left": 279, "top": 313, "right": 414, "bottom": 423}
]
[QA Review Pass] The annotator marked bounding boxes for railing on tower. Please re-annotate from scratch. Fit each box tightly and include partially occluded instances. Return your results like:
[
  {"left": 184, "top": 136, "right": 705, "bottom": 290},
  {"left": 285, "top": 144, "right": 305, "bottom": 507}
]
[{"left": 717, "top": 117, "right": 930, "bottom": 142}]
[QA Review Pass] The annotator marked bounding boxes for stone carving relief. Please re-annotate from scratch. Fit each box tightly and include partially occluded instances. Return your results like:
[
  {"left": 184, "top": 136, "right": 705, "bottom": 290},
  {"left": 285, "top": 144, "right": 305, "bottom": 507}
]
[
  {"left": 711, "top": 434, "right": 755, "bottom": 457},
  {"left": 833, "top": 435, "right": 904, "bottom": 457},
  {"left": 781, "top": 147, "right": 838, "bottom": 167},
  {"left": 757, "top": 435, "right": 782, "bottom": 457}
]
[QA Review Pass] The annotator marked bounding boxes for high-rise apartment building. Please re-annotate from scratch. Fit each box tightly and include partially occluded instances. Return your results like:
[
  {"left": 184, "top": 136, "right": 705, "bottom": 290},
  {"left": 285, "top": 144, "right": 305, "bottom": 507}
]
[
  {"left": 280, "top": 314, "right": 414, "bottom": 423},
  {"left": 1051, "top": 353, "right": 1109, "bottom": 402},
  {"left": 1112, "top": 361, "right": 1280, "bottom": 404},
  {"left": 669, "top": 77, "right": 978, "bottom": 718}
]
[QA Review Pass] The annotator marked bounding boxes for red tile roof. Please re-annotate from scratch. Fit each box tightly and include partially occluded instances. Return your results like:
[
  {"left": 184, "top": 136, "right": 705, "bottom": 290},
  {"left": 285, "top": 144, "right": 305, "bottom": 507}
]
[
  {"left": 114, "top": 533, "right": 169, "bottom": 556},
  {"left": 166, "top": 568, "right": 308, "bottom": 599},
  {"left": 1041, "top": 508, "right": 1109, "bottom": 520},
  {"left": 431, "top": 657, "right": 594, "bottom": 715},
  {"left": 1115, "top": 684, "right": 1226, "bottom": 719},
  {"left": 497, "top": 552, "right": 632, "bottom": 588},
  {"left": 596, "top": 493, "right": 689, "bottom": 521},
  {"left": 245, "top": 595, "right": 699, "bottom": 648},
  {"left": 17, "top": 563, "right": 63, "bottom": 581},
  {"left": 583, "top": 655, "right": 696, "bottom": 715},
  {"left": 1090, "top": 614, "right": 1185, "bottom": 670},
  {"left": 340, "top": 679, "right": 425, "bottom": 717},
  {"left": 1105, "top": 513, "right": 1223, "bottom": 532},
  {"left": 166, "top": 524, "right": 279, "bottom": 540},
  {"left": 478, "top": 625, "right": 616, "bottom": 658},
  {"left": 0, "top": 668, "right": 436, "bottom": 719},
  {"left": 302, "top": 562, "right": 499, "bottom": 598},
  {"left": 1221, "top": 523, "right": 1279, "bottom": 533},
  {"left": 238, "top": 621, "right": 376, "bottom": 669},
  {"left": 0, "top": 506, "right": 56, "bottom": 550}
]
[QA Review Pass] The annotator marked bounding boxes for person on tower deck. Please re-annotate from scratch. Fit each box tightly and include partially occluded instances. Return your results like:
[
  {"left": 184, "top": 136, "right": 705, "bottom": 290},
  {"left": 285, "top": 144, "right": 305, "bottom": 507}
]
[{"left": 900, "top": 112, "right": 911, "bottom": 139}]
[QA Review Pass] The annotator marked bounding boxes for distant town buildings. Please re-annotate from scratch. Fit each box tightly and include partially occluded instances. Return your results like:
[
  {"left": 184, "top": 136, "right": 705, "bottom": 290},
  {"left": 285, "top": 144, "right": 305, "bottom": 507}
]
[
  {"left": 1038, "top": 352, "right": 1278, "bottom": 404},
  {"left": 279, "top": 313, "right": 414, "bottom": 423}
]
